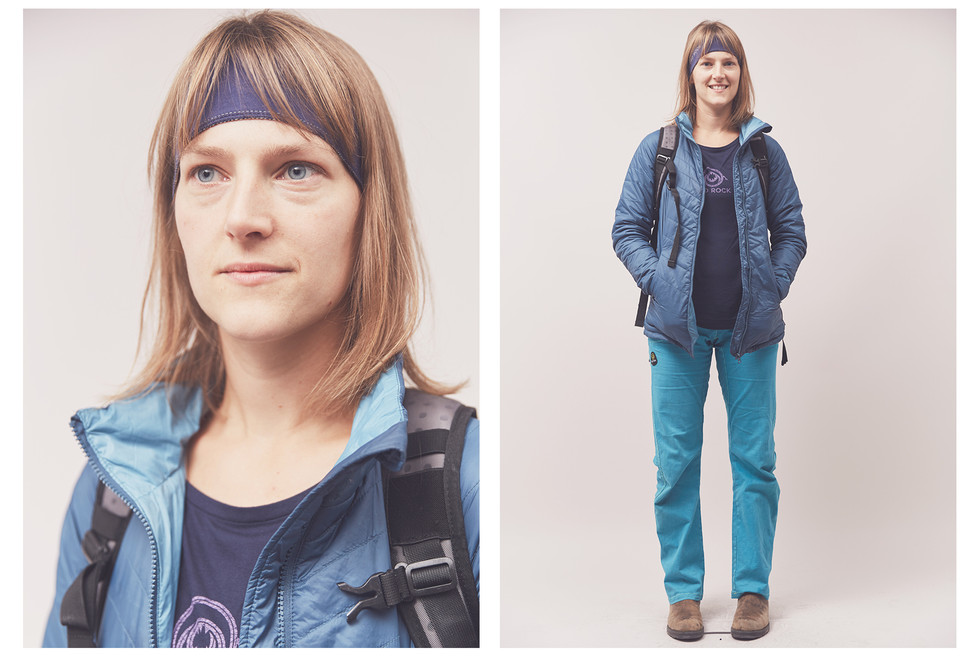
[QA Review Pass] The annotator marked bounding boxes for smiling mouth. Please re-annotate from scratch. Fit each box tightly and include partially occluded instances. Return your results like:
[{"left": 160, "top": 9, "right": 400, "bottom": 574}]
[{"left": 709, "top": 84, "right": 729, "bottom": 91}]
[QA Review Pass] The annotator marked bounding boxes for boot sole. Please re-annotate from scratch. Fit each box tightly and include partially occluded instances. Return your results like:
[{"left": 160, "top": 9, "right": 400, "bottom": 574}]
[
  {"left": 731, "top": 623, "right": 770, "bottom": 640},
  {"left": 666, "top": 626, "right": 704, "bottom": 641}
]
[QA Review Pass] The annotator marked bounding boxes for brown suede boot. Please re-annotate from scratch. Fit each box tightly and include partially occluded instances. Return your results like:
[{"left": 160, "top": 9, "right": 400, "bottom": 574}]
[
  {"left": 666, "top": 599, "right": 704, "bottom": 641},
  {"left": 731, "top": 593, "right": 770, "bottom": 640}
]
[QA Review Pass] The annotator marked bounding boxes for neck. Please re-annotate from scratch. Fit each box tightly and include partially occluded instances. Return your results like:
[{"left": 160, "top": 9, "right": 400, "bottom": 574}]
[
  {"left": 214, "top": 320, "right": 354, "bottom": 441},
  {"left": 184, "top": 321, "right": 359, "bottom": 506},
  {"left": 692, "top": 104, "right": 738, "bottom": 146}
]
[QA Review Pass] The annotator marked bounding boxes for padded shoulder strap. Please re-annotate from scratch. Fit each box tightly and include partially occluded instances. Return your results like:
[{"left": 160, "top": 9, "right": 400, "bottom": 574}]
[
  {"left": 337, "top": 390, "right": 479, "bottom": 647},
  {"left": 394, "top": 389, "right": 479, "bottom": 647},
  {"left": 60, "top": 480, "right": 133, "bottom": 647},
  {"left": 748, "top": 133, "right": 770, "bottom": 209},
  {"left": 651, "top": 123, "right": 678, "bottom": 217}
]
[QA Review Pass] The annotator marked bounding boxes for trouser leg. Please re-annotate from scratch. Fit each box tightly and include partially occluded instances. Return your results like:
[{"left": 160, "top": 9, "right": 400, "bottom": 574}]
[
  {"left": 715, "top": 341, "right": 779, "bottom": 599},
  {"left": 648, "top": 336, "right": 712, "bottom": 603}
]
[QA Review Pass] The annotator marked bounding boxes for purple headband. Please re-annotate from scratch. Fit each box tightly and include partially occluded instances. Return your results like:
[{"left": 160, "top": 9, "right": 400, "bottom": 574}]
[
  {"left": 172, "top": 62, "right": 363, "bottom": 195},
  {"left": 688, "top": 36, "right": 733, "bottom": 75}
]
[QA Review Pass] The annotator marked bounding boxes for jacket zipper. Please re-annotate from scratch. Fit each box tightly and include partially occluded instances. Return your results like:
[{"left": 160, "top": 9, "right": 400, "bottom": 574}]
[
  {"left": 690, "top": 142, "right": 705, "bottom": 347},
  {"left": 275, "top": 544, "right": 296, "bottom": 647},
  {"left": 72, "top": 425, "right": 161, "bottom": 647},
  {"left": 732, "top": 131, "right": 764, "bottom": 360},
  {"left": 275, "top": 572, "right": 285, "bottom": 647},
  {"left": 733, "top": 150, "right": 749, "bottom": 359}
]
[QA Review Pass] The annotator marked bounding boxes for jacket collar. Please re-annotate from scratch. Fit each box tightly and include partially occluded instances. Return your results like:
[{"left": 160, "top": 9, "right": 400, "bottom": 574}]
[
  {"left": 72, "top": 357, "right": 411, "bottom": 506},
  {"left": 675, "top": 111, "right": 771, "bottom": 145}
]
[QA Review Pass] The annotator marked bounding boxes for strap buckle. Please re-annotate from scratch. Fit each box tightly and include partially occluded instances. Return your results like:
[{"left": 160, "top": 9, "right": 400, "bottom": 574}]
[
  {"left": 337, "top": 557, "right": 458, "bottom": 624},
  {"left": 337, "top": 570, "right": 391, "bottom": 623}
]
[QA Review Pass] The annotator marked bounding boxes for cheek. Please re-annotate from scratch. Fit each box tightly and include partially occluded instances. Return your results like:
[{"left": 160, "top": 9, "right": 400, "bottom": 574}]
[
  {"left": 174, "top": 197, "right": 208, "bottom": 252},
  {"left": 306, "top": 208, "right": 360, "bottom": 290},
  {"left": 173, "top": 197, "right": 194, "bottom": 252},
  {"left": 173, "top": 209, "right": 211, "bottom": 287},
  {"left": 308, "top": 219, "right": 357, "bottom": 275},
  {"left": 318, "top": 195, "right": 360, "bottom": 259}
]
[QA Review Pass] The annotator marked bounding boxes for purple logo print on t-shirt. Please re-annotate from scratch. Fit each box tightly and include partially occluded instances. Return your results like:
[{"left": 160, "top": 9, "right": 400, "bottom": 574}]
[
  {"left": 704, "top": 167, "right": 731, "bottom": 194},
  {"left": 172, "top": 595, "right": 239, "bottom": 648}
]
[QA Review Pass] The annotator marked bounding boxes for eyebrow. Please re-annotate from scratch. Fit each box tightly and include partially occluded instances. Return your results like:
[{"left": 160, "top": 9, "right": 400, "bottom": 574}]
[
  {"left": 700, "top": 52, "right": 736, "bottom": 61},
  {"left": 181, "top": 140, "right": 334, "bottom": 161}
]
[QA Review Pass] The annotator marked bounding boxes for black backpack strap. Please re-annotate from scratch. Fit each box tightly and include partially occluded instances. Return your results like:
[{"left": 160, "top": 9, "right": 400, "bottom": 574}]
[
  {"left": 60, "top": 480, "right": 133, "bottom": 647},
  {"left": 635, "top": 124, "right": 680, "bottom": 327},
  {"left": 749, "top": 133, "right": 770, "bottom": 210},
  {"left": 338, "top": 389, "right": 479, "bottom": 647}
]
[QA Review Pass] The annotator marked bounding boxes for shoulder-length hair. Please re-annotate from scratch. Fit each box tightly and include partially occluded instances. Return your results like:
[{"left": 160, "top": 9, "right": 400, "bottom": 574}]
[
  {"left": 673, "top": 20, "right": 755, "bottom": 130},
  {"left": 121, "top": 10, "right": 454, "bottom": 416}
]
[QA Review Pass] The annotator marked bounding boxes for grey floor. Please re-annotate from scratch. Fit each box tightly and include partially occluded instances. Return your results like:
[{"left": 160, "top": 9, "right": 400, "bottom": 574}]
[
  {"left": 501, "top": 519, "right": 955, "bottom": 648},
  {"left": 503, "top": 582, "right": 953, "bottom": 648}
]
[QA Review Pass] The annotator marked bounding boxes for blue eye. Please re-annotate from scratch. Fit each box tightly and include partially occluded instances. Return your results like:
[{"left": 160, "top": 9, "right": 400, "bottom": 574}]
[
  {"left": 284, "top": 163, "right": 315, "bottom": 181},
  {"left": 193, "top": 166, "right": 217, "bottom": 183}
]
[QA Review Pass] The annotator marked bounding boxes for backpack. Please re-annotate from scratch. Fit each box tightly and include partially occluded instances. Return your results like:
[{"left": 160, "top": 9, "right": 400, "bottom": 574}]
[
  {"left": 59, "top": 388, "right": 479, "bottom": 648},
  {"left": 633, "top": 123, "right": 771, "bottom": 328}
]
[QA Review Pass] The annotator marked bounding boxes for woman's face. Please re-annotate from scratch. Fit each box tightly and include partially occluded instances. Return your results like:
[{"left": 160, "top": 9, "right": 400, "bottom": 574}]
[
  {"left": 174, "top": 119, "right": 361, "bottom": 347},
  {"left": 690, "top": 49, "right": 741, "bottom": 115}
]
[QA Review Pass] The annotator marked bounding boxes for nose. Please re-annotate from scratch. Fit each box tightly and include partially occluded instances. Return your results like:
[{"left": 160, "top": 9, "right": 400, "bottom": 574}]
[{"left": 223, "top": 174, "right": 274, "bottom": 241}]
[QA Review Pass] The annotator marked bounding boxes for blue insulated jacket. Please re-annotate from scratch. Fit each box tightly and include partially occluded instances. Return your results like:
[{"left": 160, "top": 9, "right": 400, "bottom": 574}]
[
  {"left": 612, "top": 112, "right": 806, "bottom": 358},
  {"left": 42, "top": 360, "right": 479, "bottom": 647}
]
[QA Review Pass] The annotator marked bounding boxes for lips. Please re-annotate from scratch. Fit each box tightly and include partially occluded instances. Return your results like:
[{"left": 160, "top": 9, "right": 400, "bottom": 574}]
[
  {"left": 222, "top": 262, "right": 290, "bottom": 274},
  {"left": 220, "top": 262, "right": 291, "bottom": 285}
]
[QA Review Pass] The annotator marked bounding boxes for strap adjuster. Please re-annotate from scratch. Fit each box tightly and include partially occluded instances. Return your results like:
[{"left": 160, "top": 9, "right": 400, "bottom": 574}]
[{"left": 402, "top": 557, "right": 456, "bottom": 597}]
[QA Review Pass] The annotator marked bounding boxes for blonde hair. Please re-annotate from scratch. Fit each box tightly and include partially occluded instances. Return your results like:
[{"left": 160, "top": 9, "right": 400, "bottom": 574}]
[
  {"left": 673, "top": 20, "right": 755, "bottom": 130},
  {"left": 122, "top": 10, "right": 455, "bottom": 415}
]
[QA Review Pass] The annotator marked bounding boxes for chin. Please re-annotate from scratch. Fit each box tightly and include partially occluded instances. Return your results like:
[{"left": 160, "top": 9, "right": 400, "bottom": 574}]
[
  {"left": 214, "top": 310, "right": 346, "bottom": 350},
  {"left": 218, "top": 323, "right": 294, "bottom": 345}
]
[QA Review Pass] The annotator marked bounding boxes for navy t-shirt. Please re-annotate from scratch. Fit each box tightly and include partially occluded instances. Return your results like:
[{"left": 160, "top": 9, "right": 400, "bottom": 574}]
[
  {"left": 694, "top": 138, "right": 743, "bottom": 329},
  {"left": 171, "top": 482, "right": 309, "bottom": 647}
]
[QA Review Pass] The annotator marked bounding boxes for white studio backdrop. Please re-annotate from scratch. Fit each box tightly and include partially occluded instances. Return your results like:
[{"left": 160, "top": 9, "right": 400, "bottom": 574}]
[
  {"left": 501, "top": 8, "right": 955, "bottom": 647},
  {"left": 23, "top": 9, "right": 478, "bottom": 645}
]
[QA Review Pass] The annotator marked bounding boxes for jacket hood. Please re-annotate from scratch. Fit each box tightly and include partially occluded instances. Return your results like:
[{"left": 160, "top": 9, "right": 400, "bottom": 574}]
[{"left": 674, "top": 111, "right": 771, "bottom": 145}]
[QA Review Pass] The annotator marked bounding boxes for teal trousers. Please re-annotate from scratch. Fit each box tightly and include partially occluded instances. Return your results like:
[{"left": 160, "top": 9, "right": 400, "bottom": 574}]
[{"left": 648, "top": 330, "right": 779, "bottom": 603}]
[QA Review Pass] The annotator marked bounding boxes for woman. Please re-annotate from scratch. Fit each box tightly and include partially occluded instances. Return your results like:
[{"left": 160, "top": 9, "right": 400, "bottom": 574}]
[
  {"left": 42, "top": 11, "right": 478, "bottom": 648},
  {"left": 612, "top": 20, "right": 806, "bottom": 642}
]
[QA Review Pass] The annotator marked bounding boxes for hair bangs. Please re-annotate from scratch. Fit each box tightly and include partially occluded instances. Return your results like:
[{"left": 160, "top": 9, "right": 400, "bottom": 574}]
[{"left": 171, "top": 25, "right": 361, "bottom": 183}]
